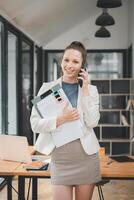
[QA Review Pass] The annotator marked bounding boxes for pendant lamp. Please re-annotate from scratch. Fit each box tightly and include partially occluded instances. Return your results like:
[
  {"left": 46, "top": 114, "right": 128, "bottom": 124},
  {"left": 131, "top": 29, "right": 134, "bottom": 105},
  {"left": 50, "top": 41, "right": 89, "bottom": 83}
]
[
  {"left": 95, "top": 9, "right": 115, "bottom": 26},
  {"left": 97, "top": 0, "right": 122, "bottom": 8},
  {"left": 95, "top": 26, "right": 111, "bottom": 37}
]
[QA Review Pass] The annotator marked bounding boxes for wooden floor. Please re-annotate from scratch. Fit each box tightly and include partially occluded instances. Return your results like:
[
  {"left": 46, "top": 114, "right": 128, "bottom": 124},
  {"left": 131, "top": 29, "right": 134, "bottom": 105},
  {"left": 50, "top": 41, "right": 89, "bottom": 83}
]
[{"left": 0, "top": 178, "right": 134, "bottom": 200}]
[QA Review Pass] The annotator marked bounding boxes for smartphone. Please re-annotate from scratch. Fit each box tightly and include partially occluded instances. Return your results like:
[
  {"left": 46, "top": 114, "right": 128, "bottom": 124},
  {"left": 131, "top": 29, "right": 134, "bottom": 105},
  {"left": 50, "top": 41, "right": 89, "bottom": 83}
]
[{"left": 78, "top": 65, "right": 86, "bottom": 87}]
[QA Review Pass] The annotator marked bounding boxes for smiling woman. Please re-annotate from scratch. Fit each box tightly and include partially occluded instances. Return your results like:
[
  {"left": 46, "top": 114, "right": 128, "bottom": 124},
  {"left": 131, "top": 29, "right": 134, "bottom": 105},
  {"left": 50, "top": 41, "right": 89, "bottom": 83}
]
[
  {"left": 30, "top": 41, "right": 101, "bottom": 200},
  {"left": 61, "top": 49, "right": 82, "bottom": 82}
]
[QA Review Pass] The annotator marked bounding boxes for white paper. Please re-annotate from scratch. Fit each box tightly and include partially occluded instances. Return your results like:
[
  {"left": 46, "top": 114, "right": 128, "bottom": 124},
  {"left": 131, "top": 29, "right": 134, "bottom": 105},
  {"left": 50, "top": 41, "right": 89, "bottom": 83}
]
[{"left": 36, "top": 86, "right": 84, "bottom": 147}]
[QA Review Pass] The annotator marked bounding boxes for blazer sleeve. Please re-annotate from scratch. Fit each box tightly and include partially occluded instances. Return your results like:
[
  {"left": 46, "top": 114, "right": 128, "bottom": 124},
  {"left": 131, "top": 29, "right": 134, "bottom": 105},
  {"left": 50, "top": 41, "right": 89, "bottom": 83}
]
[
  {"left": 30, "top": 83, "right": 57, "bottom": 134},
  {"left": 81, "top": 85, "right": 100, "bottom": 128}
]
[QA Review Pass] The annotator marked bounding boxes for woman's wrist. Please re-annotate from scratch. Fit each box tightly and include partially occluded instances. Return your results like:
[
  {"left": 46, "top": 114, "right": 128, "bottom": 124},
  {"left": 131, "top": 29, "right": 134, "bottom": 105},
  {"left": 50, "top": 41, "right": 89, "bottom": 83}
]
[
  {"left": 56, "top": 115, "right": 65, "bottom": 127},
  {"left": 82, "top": 85, "right": 89, "bottom": 96}
]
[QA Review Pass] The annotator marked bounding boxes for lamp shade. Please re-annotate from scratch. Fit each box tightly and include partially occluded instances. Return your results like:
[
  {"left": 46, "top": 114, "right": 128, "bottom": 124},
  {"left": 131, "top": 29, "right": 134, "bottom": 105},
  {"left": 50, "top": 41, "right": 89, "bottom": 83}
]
[
  {"left": 95, "top": 9, "right": 115, "bottom": 26},
  {"left": 95, "top": 26, "right": 111, "bottom": 37},
  {"left": 97, "top": 0, "right": 122, "bottom": 8}
]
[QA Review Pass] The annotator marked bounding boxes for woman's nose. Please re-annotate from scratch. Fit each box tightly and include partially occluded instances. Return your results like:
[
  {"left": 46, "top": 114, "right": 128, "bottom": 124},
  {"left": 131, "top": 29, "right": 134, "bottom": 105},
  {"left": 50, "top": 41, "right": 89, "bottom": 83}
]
[
  {"left": 66, "top": 65, "right": 72, "bottom": 69},
  {"left": 66, "top": 63, "right": 73, "bottom": 69}
]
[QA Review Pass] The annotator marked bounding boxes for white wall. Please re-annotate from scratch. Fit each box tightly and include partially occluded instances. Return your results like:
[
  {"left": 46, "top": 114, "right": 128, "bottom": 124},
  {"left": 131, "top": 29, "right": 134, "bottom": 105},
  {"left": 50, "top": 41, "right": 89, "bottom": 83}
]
[
  {"left": 128, "top": 1, "right": 133, "bottom": 46},
  {"left": 44, "top": 1, "right": 128, "bottom": 50},
  {"left": 128, "top": 0, "right": 134, "bottom": 77}
]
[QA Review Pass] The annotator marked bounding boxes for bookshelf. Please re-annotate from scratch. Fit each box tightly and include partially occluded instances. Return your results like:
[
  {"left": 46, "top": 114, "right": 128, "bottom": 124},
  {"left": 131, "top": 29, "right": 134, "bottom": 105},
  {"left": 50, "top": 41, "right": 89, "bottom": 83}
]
[{"left": 91, "top": 78, "right": 134, "bottom": 156}]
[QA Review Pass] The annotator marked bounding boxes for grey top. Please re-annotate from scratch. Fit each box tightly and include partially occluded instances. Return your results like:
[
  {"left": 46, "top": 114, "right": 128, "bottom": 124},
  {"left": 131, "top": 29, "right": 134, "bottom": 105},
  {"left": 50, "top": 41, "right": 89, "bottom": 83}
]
[{"left": 62, "top": 81, "right": 78, "bottom": 108}]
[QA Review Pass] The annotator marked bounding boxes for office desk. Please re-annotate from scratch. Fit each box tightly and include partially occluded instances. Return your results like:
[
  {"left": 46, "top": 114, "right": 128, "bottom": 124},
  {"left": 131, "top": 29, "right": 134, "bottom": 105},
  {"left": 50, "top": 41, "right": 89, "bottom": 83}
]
[
  {"left": 100, "top": 156, "right": 134, "bottom": 179},
  {"left": 1, "top": 155, "right": 134, "bottom": 200},
  {"left": 0, "top": 146, "right": 35, "bottom": 200},
  {"left": 0, "top": 160, "right": 21, "bottom": 200},
  {"left": 13, "top": 155, "right": 134, "bottom": 200}
]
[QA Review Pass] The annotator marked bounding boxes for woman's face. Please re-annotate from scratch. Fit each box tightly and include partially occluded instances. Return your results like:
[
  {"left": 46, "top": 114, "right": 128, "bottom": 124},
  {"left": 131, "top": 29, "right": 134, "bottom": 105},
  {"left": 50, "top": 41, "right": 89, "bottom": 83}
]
[{"left": 61, "top": 49, "right": 83, "bottom": 79}]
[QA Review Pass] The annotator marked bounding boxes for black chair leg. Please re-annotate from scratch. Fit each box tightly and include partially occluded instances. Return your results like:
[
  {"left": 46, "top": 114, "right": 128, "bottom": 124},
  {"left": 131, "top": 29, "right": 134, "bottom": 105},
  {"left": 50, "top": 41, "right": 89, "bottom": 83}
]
[{"left": 97, "top": 185, "right": 104, "bottom": 200}]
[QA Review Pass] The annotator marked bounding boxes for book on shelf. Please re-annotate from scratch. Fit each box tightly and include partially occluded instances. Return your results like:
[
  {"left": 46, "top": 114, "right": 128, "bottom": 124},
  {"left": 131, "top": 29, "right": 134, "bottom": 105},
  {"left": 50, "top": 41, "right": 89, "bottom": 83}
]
[
  {"left": 131, "top": 100, "right": 134, "bottom": 109},
  {"left": 121, "top": 114, "right": 129, "bottom": 126},
  {"left": 126, "top": 99, "right": 134, "bottom": 110}
]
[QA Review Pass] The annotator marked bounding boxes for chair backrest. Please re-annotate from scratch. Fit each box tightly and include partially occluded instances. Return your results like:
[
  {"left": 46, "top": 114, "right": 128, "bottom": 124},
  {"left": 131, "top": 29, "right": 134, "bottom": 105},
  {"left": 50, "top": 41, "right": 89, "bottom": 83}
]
[{"left": 99, "top": 147, "right": 105, "bottom": 156}]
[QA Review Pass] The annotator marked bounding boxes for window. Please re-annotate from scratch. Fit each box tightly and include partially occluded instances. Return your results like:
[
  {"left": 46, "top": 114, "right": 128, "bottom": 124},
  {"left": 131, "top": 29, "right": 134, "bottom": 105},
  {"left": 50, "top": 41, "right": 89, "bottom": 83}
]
[
  {"left": 46, "top": 51, "right": 124, "bottom": 81},
  {"left": 0, "top": 22, "right": 2, "bottom": 134},
  {"left": 87, "top": 52, "right": 123, "bottom": 79},
  {"left": 47, "top": 52, "right": 62, "bottom": 82},
  {"left": 20, "top": 40, "right": 34, "bottom": 144},
  {"left": 0, "top": 16, "right": 34, "bottom": 142},
  {"left": 7, "top": 31, "right": 17, "bottom": 134}
]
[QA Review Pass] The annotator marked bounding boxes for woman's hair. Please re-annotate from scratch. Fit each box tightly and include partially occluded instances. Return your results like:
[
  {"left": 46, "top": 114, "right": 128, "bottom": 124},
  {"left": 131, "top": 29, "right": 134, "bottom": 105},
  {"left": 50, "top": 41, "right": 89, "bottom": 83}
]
[{"left": 64, "top": 41, "right": 87, "bottom": 66}]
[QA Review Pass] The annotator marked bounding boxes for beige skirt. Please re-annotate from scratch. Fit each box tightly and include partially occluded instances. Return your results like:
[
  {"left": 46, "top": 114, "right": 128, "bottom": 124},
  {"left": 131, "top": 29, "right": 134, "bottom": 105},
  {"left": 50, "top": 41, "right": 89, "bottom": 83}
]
[{"left": 50, "top": 139, "right": 101, "bottom": 185}]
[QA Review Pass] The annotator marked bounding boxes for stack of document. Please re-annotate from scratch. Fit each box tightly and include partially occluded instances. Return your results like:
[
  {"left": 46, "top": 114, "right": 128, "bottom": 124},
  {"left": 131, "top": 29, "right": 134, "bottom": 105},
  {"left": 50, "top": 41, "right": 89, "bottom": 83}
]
[
  {"left": 23, "top": 161, "right": 48, "bottom": 170},
  {"left": 32, "top": 84, "right": 84, "bottom": 147}
]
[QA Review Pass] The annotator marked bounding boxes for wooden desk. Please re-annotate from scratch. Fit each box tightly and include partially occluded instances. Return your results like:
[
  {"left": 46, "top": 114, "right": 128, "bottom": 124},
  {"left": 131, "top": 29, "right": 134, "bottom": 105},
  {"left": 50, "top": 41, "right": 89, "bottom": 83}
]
[
  {"left": 13, "top": 155, "right": 134, "bottom": 179},
  {"left": 13, "top": 155, "right": 134, "bottom": 200},
  {"left": 100, "top": 156, "right": 134, "bottom": 179},
  {"left": 0, "top": 160, "right": 21, "bottom": 200},
  {"left": 0, "top": 145, "right": 34, "bottom": 200},
  {"left": 1, "top": 154, "right": 134, "bottom": 200},
  {"left": 0, "top": 160, "right": 21, "bottom": 176}
]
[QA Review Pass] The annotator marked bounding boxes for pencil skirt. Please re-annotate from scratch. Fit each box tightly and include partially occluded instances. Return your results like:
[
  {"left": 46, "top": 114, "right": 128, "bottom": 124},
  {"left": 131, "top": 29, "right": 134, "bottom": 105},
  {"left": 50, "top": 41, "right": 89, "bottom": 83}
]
[{"left": 50, "top": 139, "right": 101, "bottom": 185}]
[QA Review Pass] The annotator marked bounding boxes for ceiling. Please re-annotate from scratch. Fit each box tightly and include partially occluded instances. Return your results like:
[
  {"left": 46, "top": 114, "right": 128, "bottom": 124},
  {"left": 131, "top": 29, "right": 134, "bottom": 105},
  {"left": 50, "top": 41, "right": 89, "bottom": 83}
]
[{"left": 0, "top": 0, "right": 98, "bottom": 46}]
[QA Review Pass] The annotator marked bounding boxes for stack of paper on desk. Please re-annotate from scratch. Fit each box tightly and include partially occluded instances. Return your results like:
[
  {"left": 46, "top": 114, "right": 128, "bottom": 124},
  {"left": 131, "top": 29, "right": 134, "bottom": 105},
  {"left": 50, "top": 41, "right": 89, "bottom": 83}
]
[
  {"left": 32, "top": 84, "right": 84, "bottom": 147},
  {"left": 23, "top": 161, "right": 47, "bottom": 170}
]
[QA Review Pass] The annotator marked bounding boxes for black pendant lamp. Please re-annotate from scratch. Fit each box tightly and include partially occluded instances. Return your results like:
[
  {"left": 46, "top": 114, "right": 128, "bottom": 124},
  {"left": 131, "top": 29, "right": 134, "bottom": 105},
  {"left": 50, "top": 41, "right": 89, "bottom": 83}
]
[
  {"left": 97, "top": 0, "right": 122, "bottom": 8},
  {"left": 95, "top": 26, "right": 111, "bottom": 38},
  {"left": 95, "top": 9, "right": 115, "bottom": 26}
]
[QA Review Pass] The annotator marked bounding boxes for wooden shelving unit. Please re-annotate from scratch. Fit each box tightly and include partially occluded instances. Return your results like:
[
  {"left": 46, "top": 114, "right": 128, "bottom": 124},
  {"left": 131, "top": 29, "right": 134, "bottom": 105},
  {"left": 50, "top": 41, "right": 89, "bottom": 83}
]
[{"left": 91, "top": 78, "right": 134, "bottom": 156}]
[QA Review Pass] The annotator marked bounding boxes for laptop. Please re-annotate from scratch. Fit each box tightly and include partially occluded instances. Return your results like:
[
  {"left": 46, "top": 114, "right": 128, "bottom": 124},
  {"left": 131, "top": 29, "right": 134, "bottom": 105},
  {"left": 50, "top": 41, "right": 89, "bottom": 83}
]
[{"left": 0, "top": 135, "right": 32, "bottom": 163}]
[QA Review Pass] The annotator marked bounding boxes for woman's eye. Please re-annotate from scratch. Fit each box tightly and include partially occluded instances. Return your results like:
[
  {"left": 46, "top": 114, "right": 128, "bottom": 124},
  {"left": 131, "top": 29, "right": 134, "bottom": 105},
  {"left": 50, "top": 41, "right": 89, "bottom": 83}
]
[
  {"left": 64, "top": 59, "right": 69, "bottom": 62},
  {"left": 73, "top": 60, "right": 79, "bottom": 64}
]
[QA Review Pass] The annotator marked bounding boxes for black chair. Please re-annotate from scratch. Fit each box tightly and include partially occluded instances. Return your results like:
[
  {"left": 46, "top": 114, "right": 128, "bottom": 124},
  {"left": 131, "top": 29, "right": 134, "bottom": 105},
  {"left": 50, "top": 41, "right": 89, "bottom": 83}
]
[{"left": 96, "top": 179, "right": 110, "bottom": 200}]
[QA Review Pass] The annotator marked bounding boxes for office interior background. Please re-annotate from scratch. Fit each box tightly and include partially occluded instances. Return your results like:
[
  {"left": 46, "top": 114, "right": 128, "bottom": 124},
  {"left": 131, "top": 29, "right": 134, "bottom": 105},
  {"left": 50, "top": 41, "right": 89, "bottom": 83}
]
[{"left": 0, "top": 0, "right": 134, "bottom": 186}]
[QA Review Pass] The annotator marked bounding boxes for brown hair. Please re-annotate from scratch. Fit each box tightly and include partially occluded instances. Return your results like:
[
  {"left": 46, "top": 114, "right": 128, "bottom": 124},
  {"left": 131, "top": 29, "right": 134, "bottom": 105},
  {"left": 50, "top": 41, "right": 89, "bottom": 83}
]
[{"left": 63, "top": 41, "right": 87, "bottom": 66}]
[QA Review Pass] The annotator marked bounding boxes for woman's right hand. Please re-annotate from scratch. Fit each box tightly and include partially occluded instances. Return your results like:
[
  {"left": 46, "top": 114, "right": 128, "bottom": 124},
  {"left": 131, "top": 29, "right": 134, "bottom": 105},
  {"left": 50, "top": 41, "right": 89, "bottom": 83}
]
[{"left": 56, "top": 103, "right": 80, "bottom": 127}]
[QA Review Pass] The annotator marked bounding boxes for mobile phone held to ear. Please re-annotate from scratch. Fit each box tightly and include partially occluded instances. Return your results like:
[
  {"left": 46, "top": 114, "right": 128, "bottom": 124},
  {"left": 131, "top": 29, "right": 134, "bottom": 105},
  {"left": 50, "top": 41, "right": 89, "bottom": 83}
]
[
  {"left": 78, "top": 65, "right": 86, "bottom": 87},
  {"left": 78, "top": 70, "right": 83, "bottom": 87}
]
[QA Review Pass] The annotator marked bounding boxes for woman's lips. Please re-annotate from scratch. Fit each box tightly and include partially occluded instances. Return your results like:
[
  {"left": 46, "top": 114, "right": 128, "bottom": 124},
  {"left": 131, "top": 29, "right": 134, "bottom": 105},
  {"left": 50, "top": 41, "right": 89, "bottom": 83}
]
[{"left": 65, "top": 69, "right": 75, "bottom": 73}]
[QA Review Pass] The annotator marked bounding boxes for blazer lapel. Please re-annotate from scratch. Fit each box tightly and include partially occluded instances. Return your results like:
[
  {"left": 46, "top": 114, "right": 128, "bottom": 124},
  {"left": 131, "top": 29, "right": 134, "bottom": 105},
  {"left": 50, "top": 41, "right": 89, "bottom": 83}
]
[{"left": 77, "top": 86, "right": 84, "bottom": 124}]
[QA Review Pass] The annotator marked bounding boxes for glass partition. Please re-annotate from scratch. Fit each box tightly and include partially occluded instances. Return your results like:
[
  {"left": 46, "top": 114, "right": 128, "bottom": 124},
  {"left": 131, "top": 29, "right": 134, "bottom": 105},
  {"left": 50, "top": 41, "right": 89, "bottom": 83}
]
[
  {"left": 47, "top": 52, "right": 62, "bottom": 81},
  {"left": 0, "top": 22, "right": 2, "bottom": 134},
  {"left": 20, "top": 40, "right": 33, "bottom": 144},
  {"left": 0, "top": 16, "right": 34, "bottom": 143},
  {"left": 35, "top": 46, "right": 43, "bottom": 94},
  {"left": 46, "top": 51, "right": 124, "bottom": 81},
  {"left": 87, "top": 52, "right": 123, "bottom": 79},
  {"left": 7, "top": 31, "right": 17, "bottom": 134}
]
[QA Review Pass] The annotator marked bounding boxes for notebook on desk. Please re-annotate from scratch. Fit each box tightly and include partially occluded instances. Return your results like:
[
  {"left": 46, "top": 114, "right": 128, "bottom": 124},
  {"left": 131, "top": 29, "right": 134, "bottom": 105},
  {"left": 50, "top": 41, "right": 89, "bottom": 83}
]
[
  {"left": 0, "top": 135, "right": 32, "bottom": 163},
  {"left": 110, "top": 156, "right": 134, "bottom": 162}
]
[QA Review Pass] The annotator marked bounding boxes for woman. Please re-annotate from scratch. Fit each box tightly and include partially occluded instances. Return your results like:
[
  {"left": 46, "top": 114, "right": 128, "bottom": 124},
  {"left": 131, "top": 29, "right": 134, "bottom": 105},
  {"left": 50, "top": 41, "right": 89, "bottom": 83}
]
[{"left": 30, "top": 41, "right": 101, "bottom": 200}]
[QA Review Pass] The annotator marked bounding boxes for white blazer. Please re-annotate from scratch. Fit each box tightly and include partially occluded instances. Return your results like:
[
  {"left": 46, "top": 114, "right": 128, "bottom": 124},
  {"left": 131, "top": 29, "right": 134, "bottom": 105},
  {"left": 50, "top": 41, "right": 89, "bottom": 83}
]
[{"left": 30, "top": 78, "right": 100, "bottom": 155}]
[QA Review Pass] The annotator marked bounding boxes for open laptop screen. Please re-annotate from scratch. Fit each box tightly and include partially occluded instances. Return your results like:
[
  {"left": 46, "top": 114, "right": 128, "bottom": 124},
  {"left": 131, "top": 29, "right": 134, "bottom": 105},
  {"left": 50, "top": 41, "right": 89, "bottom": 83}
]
[{"left": 0, "top": 135, "right": 32, "bottom": 163}]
